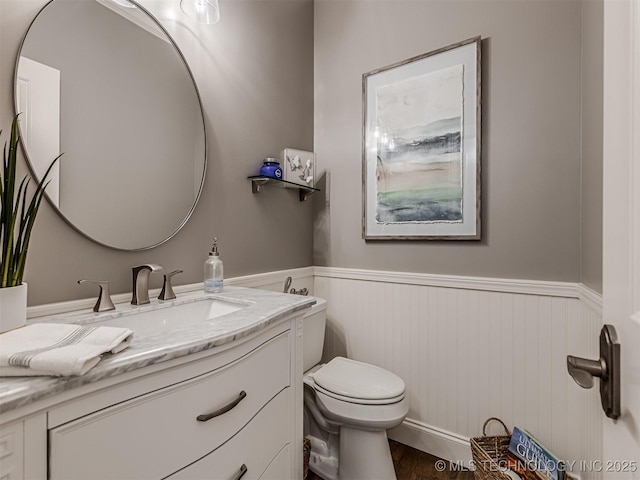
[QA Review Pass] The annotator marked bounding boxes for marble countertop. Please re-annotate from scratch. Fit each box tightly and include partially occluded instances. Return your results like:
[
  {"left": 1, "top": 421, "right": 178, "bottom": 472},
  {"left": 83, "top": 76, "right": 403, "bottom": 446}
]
[{"left": 0, "top": 286, "right": 314, "bottom": 415}]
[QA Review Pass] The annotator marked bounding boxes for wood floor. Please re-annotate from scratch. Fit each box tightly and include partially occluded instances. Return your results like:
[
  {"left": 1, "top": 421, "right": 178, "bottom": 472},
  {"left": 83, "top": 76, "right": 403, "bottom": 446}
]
[{"left": 306, "top": 439, "right": 475, "bottom": 480}]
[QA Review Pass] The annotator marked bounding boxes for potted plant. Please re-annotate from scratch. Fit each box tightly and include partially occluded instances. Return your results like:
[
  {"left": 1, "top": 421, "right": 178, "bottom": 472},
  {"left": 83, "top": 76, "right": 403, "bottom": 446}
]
[{"left": 0, "top": 114, "right": 61, "bottom": 332}]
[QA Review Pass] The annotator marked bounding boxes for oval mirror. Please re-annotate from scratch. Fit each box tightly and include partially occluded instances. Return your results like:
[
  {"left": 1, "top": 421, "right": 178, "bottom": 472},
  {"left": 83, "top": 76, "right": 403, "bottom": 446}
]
[{"left": 14, "top": 0, "right": 206, "bottom": 251}]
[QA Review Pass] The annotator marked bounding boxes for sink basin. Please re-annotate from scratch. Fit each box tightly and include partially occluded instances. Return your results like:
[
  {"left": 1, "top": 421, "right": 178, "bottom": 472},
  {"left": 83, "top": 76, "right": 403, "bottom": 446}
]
[{"left": 90, "top": 299, "right": 244, "bottom": 336}]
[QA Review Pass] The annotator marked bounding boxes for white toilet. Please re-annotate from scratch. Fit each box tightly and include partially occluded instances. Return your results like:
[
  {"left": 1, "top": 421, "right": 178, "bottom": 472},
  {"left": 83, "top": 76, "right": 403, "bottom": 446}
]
[{"left": 302, "top": 297, "right": 409, "bottom": 480}]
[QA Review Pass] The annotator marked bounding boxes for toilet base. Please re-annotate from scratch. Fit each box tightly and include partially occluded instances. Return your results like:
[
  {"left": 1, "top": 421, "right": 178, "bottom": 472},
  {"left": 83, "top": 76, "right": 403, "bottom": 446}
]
[
  {"left": 338, "top": 427, "right": 397, "bottom": 480},
  {"left": 307, "top": 427, "right": 397, "bottom": 480}
]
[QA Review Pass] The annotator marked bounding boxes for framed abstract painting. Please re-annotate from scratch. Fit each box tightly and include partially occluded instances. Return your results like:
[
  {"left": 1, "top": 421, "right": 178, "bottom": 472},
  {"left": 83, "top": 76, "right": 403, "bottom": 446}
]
[{"left": 362, "top": 36, "right": 481, "bottom": 240}]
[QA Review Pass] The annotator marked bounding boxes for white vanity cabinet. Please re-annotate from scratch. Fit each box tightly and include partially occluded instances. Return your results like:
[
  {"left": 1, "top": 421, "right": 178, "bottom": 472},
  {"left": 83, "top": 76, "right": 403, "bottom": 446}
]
[{"left": 0, "top": 313, "right": 304, "bottom": 480}]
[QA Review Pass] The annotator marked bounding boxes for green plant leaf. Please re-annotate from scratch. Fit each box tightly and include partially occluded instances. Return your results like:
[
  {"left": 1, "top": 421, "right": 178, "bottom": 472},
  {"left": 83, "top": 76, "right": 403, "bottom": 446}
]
[{"left": 0, "top": 114, "right": 62, "bottom": 288}]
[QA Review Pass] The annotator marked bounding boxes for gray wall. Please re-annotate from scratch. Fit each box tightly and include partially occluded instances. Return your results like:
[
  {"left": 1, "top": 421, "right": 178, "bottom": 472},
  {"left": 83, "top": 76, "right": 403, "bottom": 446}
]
[
  {"left": 0, "top": 0, "right": 314, "bottom": 305},
  {"left": 314, "top": 0, "right": 583, "bottom": 282},
  {"left": 0, "top": 0, "right": 602, "bottom": 305},
  {"left": 580, "top": 0, "right": 603, "bottom": 293}
]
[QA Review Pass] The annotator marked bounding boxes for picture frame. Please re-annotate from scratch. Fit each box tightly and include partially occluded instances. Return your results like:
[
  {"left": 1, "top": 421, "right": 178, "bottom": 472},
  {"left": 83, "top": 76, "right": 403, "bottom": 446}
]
[
  {"left": 362, "top": 36, "right": 481, "bottom": 240},
  {"left": 281, "top": 148, "right": 316, "bottom": 188}
]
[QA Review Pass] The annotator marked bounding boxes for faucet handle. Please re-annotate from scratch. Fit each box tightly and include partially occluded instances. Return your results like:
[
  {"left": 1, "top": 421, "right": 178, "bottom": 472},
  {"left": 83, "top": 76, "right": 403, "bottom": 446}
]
[
  {"left": 158, "top": 270, "right": 183, "bottom": 301},
  {"left": 78, "top": 280, "right": 116, "bottom": 312}
]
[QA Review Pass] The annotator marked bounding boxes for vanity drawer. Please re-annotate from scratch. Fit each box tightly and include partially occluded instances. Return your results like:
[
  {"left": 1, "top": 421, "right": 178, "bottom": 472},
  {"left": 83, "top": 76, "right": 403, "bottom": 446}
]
[
  {"left": 49, "top": 332, "right": 290, "bottom": 480},
  {"left": 167, "top": 389, "right": 290, "bottom": 480}
]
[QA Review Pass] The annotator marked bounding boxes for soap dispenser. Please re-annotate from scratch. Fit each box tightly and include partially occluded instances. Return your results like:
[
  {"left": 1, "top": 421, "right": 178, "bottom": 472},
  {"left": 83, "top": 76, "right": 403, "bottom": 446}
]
[{"left": 204, "top": 237, "right": 224, "bottom": 293}]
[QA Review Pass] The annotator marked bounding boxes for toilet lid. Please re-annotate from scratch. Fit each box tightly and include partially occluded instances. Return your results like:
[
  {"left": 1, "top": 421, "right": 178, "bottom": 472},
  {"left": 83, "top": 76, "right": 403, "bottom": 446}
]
[{"left": 312, "top": 357, "right": 405, "bottom": 401}]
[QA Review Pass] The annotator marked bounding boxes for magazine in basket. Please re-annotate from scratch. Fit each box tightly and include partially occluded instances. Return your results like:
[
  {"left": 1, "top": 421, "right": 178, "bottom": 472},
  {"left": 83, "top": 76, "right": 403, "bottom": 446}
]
[{"left": 505, "top": 427, "right": 565, "bottom": 480}]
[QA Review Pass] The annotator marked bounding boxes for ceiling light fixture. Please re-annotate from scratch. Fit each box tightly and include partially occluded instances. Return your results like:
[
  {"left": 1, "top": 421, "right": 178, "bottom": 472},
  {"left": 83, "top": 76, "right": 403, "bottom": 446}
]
[{"left": 180, "top": 0, "right": 220, "bottom": 24}]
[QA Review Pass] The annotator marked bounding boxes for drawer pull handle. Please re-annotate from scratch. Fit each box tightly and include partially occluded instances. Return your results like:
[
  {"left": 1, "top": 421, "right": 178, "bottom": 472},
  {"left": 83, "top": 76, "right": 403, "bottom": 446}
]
[
  {"left": 196, "top": 391, "right": 247, "bottom": 422},
  {"left": 232, "top": 464, "right": 248, "bottom": 480}
]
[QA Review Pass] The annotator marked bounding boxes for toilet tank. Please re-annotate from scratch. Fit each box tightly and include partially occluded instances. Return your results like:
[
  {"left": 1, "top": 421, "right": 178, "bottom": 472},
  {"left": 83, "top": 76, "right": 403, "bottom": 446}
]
[{"left": 302, "top": 297, "right": 327, "bottom": 372}]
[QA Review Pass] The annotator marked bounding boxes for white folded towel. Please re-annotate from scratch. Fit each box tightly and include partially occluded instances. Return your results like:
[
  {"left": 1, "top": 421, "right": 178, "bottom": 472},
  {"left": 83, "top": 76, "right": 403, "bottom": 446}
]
[{"left": 0, "top": 323, "right": 133, "bottom": 377}]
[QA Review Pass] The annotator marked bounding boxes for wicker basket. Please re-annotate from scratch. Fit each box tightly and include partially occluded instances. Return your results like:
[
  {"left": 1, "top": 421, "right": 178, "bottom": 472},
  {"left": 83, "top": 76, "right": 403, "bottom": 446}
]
[{"left": 470, "top": 417, "right": 512, "bottom": 480}]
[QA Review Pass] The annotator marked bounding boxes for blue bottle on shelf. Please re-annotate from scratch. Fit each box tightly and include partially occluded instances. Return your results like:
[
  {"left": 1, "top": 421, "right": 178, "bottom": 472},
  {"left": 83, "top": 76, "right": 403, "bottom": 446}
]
[{"left": 259, "top": 158, "right": 283, "bottom": 179}]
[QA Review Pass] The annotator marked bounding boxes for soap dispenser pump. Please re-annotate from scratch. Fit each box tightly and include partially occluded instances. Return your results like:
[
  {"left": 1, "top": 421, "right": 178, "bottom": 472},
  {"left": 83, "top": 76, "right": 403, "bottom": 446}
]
[{"left": 204, "top": 237, "right": 224, "bottom": 293}]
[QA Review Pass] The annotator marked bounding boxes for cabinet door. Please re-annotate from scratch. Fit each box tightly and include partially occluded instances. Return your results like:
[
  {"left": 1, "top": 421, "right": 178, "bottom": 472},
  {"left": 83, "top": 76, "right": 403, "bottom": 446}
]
[
  {"left": 50, "top": 333, "right": 290, "bottom": 480},
  {"left": 167, "top": 390, "right": 290, "bottom": 480}
]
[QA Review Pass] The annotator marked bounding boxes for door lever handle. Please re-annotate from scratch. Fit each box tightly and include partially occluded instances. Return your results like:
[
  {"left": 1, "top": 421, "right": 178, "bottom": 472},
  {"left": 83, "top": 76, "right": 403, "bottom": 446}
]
[
  {"left": 567, "top": 324, "right": 620, "bottom": 419},
  {"left": 567, "top": 356, "right": 605, "bottom": 388}
]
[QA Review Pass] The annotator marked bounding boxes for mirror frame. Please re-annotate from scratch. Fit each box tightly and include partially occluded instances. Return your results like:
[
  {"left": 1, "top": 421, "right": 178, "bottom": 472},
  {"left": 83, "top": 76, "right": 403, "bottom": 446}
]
[{"left": 13, "top": 0, "right": 207, "bottom": 251}]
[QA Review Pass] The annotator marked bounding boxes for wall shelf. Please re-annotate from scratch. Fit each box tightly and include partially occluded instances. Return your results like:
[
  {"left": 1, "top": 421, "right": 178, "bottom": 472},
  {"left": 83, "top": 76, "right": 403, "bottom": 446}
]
[{"left": 248, "top": 175, "right": 319, "bottom": 201}]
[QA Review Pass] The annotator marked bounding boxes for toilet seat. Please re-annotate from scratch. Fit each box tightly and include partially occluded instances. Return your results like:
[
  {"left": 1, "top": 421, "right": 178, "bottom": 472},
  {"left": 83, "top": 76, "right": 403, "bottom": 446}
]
[
  {"left": 312, "top": 383, "right": 405, "bottom": 405},
  {"left": 307, "top": 357, "right": 406, "bottom": 405}
]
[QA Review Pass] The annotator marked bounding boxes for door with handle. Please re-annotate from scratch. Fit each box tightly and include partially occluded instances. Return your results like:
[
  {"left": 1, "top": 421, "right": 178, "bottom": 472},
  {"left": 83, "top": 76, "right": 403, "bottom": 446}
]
[{"left": 602, "top": 0, "right": 640, "bottom": 476}]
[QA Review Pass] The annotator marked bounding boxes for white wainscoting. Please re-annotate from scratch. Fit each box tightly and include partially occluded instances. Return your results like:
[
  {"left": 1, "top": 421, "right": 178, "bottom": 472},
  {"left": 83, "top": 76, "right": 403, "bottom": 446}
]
[{"left": 314, "top": 267, "right": 603, "bottom": 480}]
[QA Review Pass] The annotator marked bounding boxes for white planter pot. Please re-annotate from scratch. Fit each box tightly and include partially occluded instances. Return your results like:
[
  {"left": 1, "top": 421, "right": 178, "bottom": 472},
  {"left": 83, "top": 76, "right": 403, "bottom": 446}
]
[{"left": 0, "top": 283, "right": 27, "bottom": 333}]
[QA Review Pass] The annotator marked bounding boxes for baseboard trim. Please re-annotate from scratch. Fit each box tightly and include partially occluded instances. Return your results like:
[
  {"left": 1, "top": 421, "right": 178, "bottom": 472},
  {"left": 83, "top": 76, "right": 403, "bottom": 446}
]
[
  {"left": 314, "top": 266, "right": 579, "bottom": 298},
  {"left": 388, "top": 418, "right": 473, "bottom": 467},
  {"left": 27, "top": 266, "right": 314, "bottom": 319}
]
